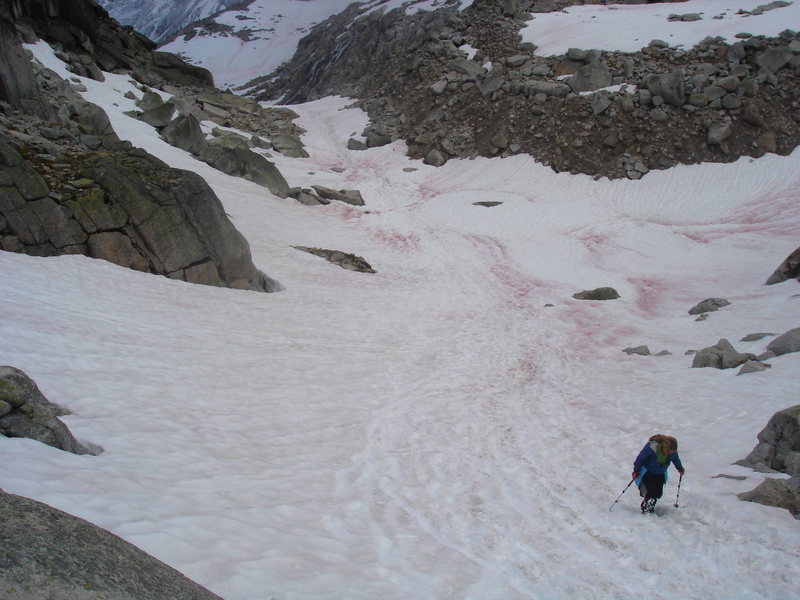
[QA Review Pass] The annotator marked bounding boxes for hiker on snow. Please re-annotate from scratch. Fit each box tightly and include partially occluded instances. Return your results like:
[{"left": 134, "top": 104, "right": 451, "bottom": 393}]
[{"left": 632, "top": 434, "right": 685, "bottom": 514}]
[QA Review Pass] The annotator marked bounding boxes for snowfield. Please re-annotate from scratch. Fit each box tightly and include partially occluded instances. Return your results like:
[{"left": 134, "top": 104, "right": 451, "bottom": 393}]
[
  {"left": 523, "top": 0, "right": 800, "bottom": 55},
  {"left": 3, "top": 2, "right": 800, "bottom": 599}
]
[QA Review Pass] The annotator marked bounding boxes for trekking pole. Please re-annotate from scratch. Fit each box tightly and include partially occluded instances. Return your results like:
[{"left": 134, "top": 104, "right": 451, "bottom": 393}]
[
  {"left": 673, "top": 472, "right": 683, "bottom": 508},
  {"left": 609, "top": 479, "right": 635, "bottom": 512}
]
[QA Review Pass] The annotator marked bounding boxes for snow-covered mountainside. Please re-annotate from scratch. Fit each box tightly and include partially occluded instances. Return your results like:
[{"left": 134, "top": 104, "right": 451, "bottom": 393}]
[
  {"left": 163, "top": 0, "right": 800, "bottom": 181},
  {"left": 97, "top": 0, "right": 243, "bottom": 43},
  {"left": 160, "top": 0, "right": 469, "bottom": 90},
  {"left": 2, "top": 1, "right": 800, "bottom": 599}
]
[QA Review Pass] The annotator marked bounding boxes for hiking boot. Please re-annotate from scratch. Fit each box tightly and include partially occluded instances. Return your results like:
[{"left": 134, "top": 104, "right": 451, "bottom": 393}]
[{"left": 641, "top": 498, "right": 657, "bottom": 514}]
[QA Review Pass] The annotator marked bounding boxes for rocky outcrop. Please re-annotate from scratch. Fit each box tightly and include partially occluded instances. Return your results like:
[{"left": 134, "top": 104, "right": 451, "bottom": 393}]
[
  {"left": 0, "top": 366, "right": 96, "bottom": 455},
  {"left": 765, "top": 246, "right": 800, "bottom": 284},
  {"left": 0, "top": 490, "right": 225, "bottom": 600},
  {"left": 5, "top": 0, "right": 213, "bottom": 88},
  {"left": 247, "top": 0, "right": 800, "bottom": 178},
  {"left": 736, "top": 404, "right": 800, "bottom": 518},
  {"left": 0, "top": 17, "right": 56, "bottom": 120},
  {"left": 0, "top": 2, "right": 281, "bottom": 292},
  {"left": 0, "top": 135, "right": 280, "bottom": 291},
  {"left": 131, "top": 88, "right": 299, "bottom": 198}
]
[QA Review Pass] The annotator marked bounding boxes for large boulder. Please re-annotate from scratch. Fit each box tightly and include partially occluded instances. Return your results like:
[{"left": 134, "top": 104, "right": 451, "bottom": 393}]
[
  {"left": 81, "top": 149, "right": 282, "bottom": 290},
  {"left": 0, "top": 366, "right": 95, "bottom": 455},
  {"left": 766, "top": 327, "right": 800, "bottom": 357},
  {"left": 567, "top": 61, "right": 612, "bottom": 93},
  {"left": 0, "top": 490, "right": 224, "bottom": 600},
  {"left": 736, "top": 405, "right": 800, "bottom": 474},
  {"left": 201, "top": 145, "right": 290, "bottom": 198},
  {"left": 691, "top": 339, "right": 756, "bottom": 369},
  {"left": 765, "top": 246, "right": 800, "bottom": 284},
  {"left": 736, "top": 405, "right": 800, "bottom": 517},
  {"left": 645, "top": 69, "right": 685, "bottom": 107},
  {"left": 161, "top": 113, "right": 207, "bottom": 156}
]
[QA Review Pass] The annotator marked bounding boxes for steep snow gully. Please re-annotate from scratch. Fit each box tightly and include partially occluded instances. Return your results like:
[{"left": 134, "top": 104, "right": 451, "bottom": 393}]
[{"left": 3, "top": 9, "right": 800, "bottom": 600}]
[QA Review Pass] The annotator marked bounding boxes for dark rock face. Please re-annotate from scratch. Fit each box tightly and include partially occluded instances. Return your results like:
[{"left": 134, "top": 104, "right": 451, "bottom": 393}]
[
  {"left": 0, "top": 136, "right": 280, "bottom": 291},
  {"left": 0, "top": 16, "right": 56, "bottom": 119},
  {"left": 6, "top": 0, "right": 213, "bottom": 88},
  {"left": 736, "top": 405, "right": 800, "bottom": 518},
  {"left": 0, "top": 490, "right": 225, "bottom": 600},
  {"left": 0, "top": 366, "right": 95, "bottom": 455}
]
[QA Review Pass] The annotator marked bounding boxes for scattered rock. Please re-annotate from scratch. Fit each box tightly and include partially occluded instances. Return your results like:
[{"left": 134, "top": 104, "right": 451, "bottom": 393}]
[
  {"left": 688, "top": 297, "right": 731, "bottom": 315},
  {"left": 423, "top": 148, "right": 446, "bottom": 167},
  {"left": 737, "top": 360, "right": 772, "bottom": 375},
  {"left": 645, "top": 69, "right": 685, "bottom": 107},
  {"left": 691, "top": 338, "right": 757, "bottom": 369},
  {"left": 567, "top": 61, "right": 612, "bottom": 93},
  {"left": 766, "top": 327, "right": 800, "bottom": 356},
  {"left": 311, "top": 185, "right": 365, "bottom": 206},
  {"left": 740, "top": 332, "right": 776, "bottom": 342},
  {"left": 572, "top": 287, "right": 620, "bottom": 300},
  {"left": 293, "top": 246, "right": 376, "bottom": 273},
  {"left": 289, "top": 188, "right": 329, "bottom": 206},
  {"left": 623, "top": 345, "right": 650, "bottom": 356}
]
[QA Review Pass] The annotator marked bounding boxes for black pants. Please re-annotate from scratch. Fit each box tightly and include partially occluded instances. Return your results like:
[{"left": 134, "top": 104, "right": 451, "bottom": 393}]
[{"left": 639, "top": 471, "right": 665, "bottom": 500}]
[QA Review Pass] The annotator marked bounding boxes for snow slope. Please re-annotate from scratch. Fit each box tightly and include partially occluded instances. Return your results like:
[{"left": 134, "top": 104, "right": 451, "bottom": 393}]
[{"left": 3, "top": 4, "right": 800, "bottom": 599}]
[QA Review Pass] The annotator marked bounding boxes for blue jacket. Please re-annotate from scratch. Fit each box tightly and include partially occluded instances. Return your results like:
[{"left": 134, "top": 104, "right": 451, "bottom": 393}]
[{"left": 633, "top": 442, "right": 683, "bottom": 482}]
